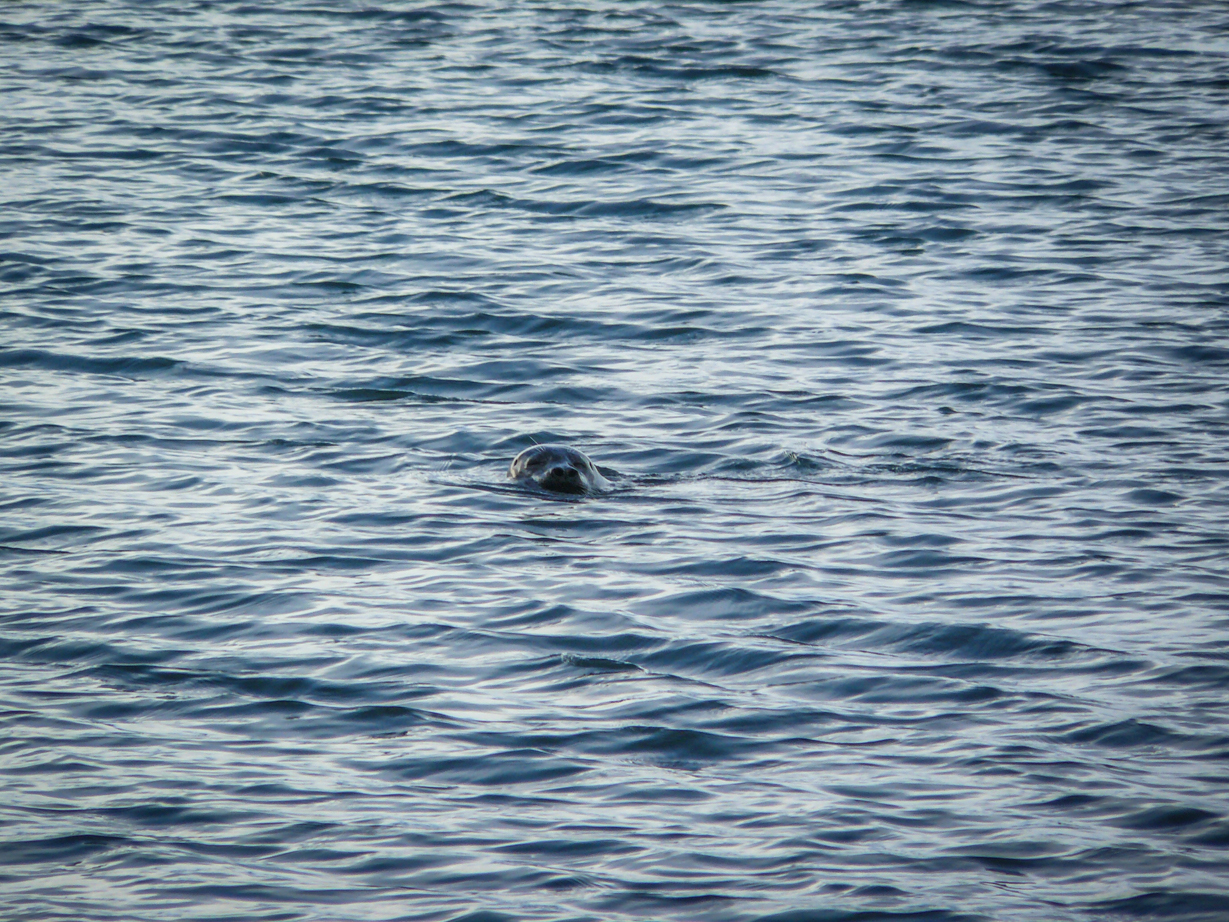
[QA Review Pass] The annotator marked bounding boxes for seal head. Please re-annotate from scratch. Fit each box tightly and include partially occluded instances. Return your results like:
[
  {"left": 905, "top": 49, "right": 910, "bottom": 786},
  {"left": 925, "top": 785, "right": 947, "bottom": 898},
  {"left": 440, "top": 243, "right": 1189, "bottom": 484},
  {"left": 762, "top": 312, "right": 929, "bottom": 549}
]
[{"left": 509, "top": 445, "right": 610, "bottom": 495}]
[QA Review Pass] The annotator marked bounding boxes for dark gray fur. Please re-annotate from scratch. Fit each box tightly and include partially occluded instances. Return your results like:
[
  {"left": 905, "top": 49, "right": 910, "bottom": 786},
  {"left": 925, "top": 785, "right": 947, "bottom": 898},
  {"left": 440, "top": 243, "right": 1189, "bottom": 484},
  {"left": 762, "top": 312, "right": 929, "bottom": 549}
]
[{"left": 509, "top": 445, "right": 611, "bottom": 494}]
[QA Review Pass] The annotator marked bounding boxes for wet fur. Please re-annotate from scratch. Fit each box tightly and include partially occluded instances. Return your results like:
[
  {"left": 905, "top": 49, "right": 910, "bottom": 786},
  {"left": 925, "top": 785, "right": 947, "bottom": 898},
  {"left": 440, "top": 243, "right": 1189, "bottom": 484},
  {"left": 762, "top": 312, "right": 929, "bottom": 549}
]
[{"left": 509, "top": 445, "right": 611, "bottom": 495}]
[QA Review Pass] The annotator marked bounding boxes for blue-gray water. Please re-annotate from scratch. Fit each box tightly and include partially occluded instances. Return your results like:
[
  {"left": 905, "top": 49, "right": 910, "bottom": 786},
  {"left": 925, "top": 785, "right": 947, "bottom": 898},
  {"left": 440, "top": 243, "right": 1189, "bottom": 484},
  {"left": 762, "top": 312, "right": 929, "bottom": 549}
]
[{"left": 4, "top": 2, "right": 1229, "bottom": 920}]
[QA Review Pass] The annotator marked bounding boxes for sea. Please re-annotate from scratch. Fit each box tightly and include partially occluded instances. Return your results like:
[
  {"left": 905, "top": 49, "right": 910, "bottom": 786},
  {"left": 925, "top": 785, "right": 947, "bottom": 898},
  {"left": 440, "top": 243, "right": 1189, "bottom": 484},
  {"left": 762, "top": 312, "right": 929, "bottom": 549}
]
[{"left": 3, "top": 2, "right": 1229, "bottom": 920}]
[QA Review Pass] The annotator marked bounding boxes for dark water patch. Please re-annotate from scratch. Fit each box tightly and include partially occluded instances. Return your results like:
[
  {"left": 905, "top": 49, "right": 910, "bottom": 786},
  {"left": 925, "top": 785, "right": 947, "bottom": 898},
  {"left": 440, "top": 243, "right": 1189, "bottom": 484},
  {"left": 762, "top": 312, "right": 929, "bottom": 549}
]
[
  {"left": 2, "top": 834, "right": 132, "bottom": 867},
  {"left": 0, "top": 347, "right": 180, "bottom": 378},
  {"left": 1152, "top": 664, "right": 1229, "bottom": 689},
  {"left": 366, "top": 750, "right": 589, "bottom": 787},
  {"left": 96, "top": 801, "right": 254, "bottom": 830},
  {"left": 769, "top": 617, "right": 1083, "bottom": 663},
  {"left": 755, "top": 910, "right": 986, "bottom": 922},
  {"left": 0, "top": 523, "right": 109, "bottom": 549},
  {"left": 75, "top": 661, "right": 423, "bottom": 712},
  {"left": 578, "top": 198, "right": 726, "bottom": 219},
  {"left": 1062, "top": 719, "right": 1198, "bottom": 750},
  {"left": 1188, "top": 824, "right": 1229, "bottom": 847},
  {"left": 304, "top": 312, "right": 750, "bottom": 349},
  {"left": 561, "top": 654, "right": 641, "bottom": 674},
  {"left": 1113, "top": 806, "right": 1220, "bottom": 832},
  {"left": 647, "top": 554, "right": 796, "bottom": 580},
  {"left": 1091, "top": 891, "right": 1229, "bottom": 921}
]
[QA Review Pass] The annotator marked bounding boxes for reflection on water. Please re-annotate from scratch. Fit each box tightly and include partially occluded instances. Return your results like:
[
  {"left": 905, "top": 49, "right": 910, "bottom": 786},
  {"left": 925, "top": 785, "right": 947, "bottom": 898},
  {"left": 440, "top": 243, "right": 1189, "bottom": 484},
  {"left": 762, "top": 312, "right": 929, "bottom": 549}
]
[{"left": 3, "top": 2, "right": 1229, "bottom": 920}]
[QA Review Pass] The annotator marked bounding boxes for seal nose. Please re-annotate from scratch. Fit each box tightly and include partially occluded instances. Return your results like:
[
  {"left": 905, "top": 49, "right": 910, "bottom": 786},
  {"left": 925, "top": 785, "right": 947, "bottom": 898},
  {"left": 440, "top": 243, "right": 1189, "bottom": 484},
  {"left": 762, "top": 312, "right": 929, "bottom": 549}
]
[{"left": 539, "top": 465, "right": 585, "bottom": 494}]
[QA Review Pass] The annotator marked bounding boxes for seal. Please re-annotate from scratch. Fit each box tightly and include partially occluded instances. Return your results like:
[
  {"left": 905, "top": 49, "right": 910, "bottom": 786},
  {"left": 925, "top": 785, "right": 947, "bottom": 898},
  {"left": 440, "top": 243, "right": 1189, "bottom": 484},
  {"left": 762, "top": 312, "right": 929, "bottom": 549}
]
[{"left": 509, "top": 445, "right": 611, "bottom": 495}]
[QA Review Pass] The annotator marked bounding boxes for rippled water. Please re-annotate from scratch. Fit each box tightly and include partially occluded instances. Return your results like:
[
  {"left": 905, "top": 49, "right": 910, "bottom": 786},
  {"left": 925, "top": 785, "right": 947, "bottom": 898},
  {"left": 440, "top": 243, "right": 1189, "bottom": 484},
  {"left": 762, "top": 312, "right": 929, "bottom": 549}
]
[{"left": 4, "top": 2, "right": 1229, "bottom": 920}]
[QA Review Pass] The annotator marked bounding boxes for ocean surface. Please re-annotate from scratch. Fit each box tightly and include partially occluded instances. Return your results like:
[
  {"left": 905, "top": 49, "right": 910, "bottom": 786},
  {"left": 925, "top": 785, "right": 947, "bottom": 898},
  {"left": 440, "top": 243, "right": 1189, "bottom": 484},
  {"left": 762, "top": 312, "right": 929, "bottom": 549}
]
[{"left": 3, "top": 2, "right": 1229, "bottom": 920}]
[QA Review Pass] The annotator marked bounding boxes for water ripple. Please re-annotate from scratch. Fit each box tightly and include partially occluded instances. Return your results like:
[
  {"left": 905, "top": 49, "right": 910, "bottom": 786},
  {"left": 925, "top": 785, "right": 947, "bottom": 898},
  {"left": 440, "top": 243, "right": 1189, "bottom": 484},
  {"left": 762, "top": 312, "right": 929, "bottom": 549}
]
[{"left": 3, "top": 1, "right": 1229, "bottom": 920}]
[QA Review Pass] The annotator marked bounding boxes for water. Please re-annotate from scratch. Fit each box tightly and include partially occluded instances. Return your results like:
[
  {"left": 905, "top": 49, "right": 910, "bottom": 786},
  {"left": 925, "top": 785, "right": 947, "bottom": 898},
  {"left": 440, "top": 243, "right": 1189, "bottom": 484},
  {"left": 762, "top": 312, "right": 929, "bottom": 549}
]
[{"left": 4, "top": 2, "right": 1229, "bottom": 919}]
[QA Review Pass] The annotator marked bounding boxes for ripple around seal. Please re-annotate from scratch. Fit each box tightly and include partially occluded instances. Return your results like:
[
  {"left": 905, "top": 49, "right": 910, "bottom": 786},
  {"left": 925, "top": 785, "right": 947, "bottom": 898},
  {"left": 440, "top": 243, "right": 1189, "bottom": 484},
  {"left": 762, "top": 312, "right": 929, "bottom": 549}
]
[{"left": 4, "top": 1, "right": 1229, "bottom": 921}]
